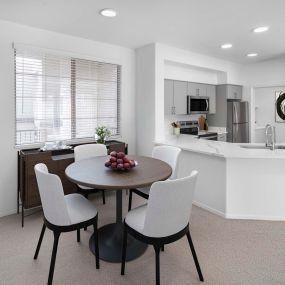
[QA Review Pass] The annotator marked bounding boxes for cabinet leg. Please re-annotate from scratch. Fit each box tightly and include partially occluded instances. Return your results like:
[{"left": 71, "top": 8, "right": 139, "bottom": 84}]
[
  {"left": 22, "top": 204, "right": 24, "bottom": 228},
  {"left": 17, "top": 192, "right": 19, "bottom": 214}
]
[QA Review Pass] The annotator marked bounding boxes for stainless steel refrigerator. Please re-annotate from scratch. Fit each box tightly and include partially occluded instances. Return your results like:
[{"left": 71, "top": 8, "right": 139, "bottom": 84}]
[{"left": 227, "top": 101, "right": 249, "bottom": 143}]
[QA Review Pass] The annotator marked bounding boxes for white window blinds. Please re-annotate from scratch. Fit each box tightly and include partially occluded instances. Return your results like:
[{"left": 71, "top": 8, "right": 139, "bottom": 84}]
[{"left": 15, "top": 47, "right": 121, "bottom": 146}]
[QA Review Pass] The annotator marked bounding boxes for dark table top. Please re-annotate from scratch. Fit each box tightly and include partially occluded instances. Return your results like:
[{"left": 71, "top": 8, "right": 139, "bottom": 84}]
[{"left": 65, "top": 155, "right": 172, "bottom": 190}]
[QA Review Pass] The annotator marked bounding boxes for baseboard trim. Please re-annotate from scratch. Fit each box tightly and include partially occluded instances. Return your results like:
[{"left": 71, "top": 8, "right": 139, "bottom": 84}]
[
  {"left": 0, "top": 209, "right": 17, "bottom": 218},
  {"left": 225, "top": 213, "right": 285, "bottom": 221},
  {"left": 193, "top": 201, "right": 226, "bottom": 218},
  {"left": 193, "top": 202, "right": 285, "bottom": 221}
]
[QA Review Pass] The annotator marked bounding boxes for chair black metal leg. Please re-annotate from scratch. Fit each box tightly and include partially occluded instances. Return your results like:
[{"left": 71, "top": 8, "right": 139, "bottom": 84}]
[
  {"left": 77, "top": 229, "right": 80, "bottom": 242},
  {"left": 83, "top": 193, "right": 89, "bottom": 231},
  {"left": 161, "top": 245, "right": 164, "bottom": 252},
  {"left": 121, "top": 226, "right": 128, "bottom": 275},
  {"left": 48, "top": 231, "right": 60, "bottom": 285},
  {"left": 154, "top": 245, "right": 161, "bottom": 285},
  {"left": 128, "top": 190, "right": 133, "bottom": 212},
  {"left": 93, "top": 218, "right": 100, "bottom": 269},
  {"left": 102, "top": 190, "right": 106, "bottom": 205},
  {"left": 34, "top": 223, "right": 46, "bottom": 259},
  {"left": 186, "top": 231, "right": 204, "bottom": 282}
]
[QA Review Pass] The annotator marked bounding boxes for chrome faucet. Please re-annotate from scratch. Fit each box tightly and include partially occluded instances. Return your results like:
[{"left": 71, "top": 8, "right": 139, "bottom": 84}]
[{"left": 265, "top": 124, "right": 276, "bottom": 150}]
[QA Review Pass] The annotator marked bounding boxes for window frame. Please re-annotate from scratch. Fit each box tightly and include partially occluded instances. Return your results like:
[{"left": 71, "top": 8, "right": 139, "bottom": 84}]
[{"left": 14, "top": 48, "right": 122, "bottom": 149}]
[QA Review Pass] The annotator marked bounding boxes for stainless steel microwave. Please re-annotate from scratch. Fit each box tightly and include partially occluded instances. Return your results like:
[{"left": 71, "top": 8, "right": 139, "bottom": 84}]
[{"left": 187, "top": 96, "right": 209, "bottom": 114}]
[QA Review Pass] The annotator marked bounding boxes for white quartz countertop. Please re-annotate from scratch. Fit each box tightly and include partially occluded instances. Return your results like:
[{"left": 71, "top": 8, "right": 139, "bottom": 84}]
[{"left": 155, "top": 135, "right": 285, "bottom": 159}]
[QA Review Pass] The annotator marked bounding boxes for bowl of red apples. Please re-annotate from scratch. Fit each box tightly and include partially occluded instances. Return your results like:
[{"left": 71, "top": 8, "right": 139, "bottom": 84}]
[{"left": 105, "top": 151, "right": 137, "bottom": 171}]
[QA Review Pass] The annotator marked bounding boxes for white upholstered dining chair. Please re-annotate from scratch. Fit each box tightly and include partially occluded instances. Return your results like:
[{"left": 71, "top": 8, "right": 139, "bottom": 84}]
[
  {"left": 34, "top": 163, "right": 99, "bottom": 285},
  {"left": 74, "top": 143, "right": 107, "bottom": 204},
  {"left": 121, "top": 170, "right": 204, "bottom": 285},
  {"left": 128, "top": 145, "right": 181, "bottom": 211}
]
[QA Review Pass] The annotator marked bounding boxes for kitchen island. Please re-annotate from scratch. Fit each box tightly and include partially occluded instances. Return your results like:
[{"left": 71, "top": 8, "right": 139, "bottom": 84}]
[{"left": 155, "top": 135, "right": 285, "bottom": 221}]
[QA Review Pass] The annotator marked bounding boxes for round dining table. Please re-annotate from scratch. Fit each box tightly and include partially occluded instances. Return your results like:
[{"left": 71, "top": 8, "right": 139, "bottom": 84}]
[{"left": 65, "top": 155, "right": 172, "bottom": 263}]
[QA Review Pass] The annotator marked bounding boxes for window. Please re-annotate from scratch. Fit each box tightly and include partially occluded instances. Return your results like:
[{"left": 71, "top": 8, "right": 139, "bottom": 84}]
[{"left": 15, "top": 47, "right": 121, "bottom": 146}]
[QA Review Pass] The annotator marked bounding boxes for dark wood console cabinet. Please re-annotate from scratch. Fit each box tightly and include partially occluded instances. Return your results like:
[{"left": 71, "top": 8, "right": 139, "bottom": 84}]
[{"left": 18, "top": 140, "right": 127, "bottom": 227}]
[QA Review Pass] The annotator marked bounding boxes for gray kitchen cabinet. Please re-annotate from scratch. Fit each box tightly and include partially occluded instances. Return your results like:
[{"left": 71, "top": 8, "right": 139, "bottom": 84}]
[
  {"left": 164, "top": 79, "right": 174, "bottom": 115},
  {"left": 206, "top": 84, "right": 216, "bottom": 114},
  {"left": 227, "top": 85, "right": 243, "bottom": 100},
  {"left": 173, "top": 80, "right": 187, "bottom": 114},
  {"left": 188, "top": 82, "right": 206, "bottom": 97}
]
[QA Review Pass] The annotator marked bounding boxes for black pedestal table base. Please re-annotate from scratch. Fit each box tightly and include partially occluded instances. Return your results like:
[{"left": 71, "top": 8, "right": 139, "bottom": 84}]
[
  {"left": 89, "top": 189, "right": 147, "bottom": 262},
  {"left": 89, "top": 222, "right": 148, "bottom": 263}
]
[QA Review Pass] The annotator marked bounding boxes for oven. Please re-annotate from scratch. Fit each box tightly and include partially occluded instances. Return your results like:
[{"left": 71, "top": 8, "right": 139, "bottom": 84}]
[{"left": 178, "top": 121, "right": 199, "bottom": 135}]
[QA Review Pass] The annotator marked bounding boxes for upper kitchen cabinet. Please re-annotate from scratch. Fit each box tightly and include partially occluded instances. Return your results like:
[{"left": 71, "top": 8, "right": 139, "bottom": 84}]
[
  {"left": 226, "top": 84, "right": 243, "bottom": 100},
  {"left": 173, "top": 80, "right": 188, "bottom": 115},
  {"left": 188, "top": 82, "right": 207, "bottom": 97},
  {"left": 164, "top": 79, "right": 174, "bottom": 115}
]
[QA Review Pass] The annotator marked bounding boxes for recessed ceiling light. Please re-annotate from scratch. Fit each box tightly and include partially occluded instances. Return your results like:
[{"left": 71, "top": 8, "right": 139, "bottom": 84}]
[
  {"left": 221, "top": 43, "right": 233, "bottom": 49},
  {"left": 253, "top": 26, "right": 269, "bottom": 33},
  {"left": 247, "top": 53, "right": 258, "bottom": 57},
  {"left": 100, "top": 8, "right": 117, "bottom": 17}
]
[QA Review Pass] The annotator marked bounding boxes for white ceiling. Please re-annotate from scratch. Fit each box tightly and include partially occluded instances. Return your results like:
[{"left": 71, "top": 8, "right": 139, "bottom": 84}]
[{"left": 0, "top": 0, "right": 285, "bottom": 63}]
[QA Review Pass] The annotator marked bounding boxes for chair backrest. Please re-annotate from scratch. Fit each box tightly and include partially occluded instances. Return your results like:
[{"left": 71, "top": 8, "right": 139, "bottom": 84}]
[
  {"left": 34, "top": 163, "right": 71, "bottom": 226},
  {"left": 74, "top": 144, "right": 107, "bottom": 162},
  {"left": 143, "top": 170, "right": 198, "bottom": 238},
  {"left": 152, "top": 145, "right": 181, "bottom": 179}
]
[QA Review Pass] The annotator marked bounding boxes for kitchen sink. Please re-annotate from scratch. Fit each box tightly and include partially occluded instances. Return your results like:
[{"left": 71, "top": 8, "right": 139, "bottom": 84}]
[{"left": 240, "top": 145, "right": 268, "bottom": 149}]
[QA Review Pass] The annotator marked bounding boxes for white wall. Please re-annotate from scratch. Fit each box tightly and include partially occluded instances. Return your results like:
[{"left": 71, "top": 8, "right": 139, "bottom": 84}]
[
  {"left": 164, "top": 60, "right": 219, "bottom": 84},
  {"left": 135, "top": 44, "right": 156, "bottom": 155},
  {"left": 243, "top": 58, "right": 285, "bottom": 142},
  {"left": 243, "top": 58, "right": 285, "bottom": 87},
  {"left": 0, "top": 20, "right": 136, "bottom": 217},
  {"left": 254, "top": 86, "right": 285, "bottom": 143}
]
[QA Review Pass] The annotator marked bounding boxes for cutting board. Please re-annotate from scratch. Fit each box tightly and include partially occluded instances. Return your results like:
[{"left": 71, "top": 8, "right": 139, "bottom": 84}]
[{"left": 198, "top": 115, "right": 205, "bottom": 130}]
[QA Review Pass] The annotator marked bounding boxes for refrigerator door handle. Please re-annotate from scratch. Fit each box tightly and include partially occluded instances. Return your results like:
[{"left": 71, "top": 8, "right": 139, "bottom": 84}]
[
  {"left": 233, "top": 104, "right": 238, "bottom": 124},
  {"left": 234, "top": 123, "right": 238, "bottom": 142}
]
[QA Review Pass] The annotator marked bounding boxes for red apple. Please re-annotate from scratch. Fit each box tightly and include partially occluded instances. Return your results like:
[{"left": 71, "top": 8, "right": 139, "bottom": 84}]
[
  {"left": 117, "top": 163, "right": 124, "bottom": 169},
  {"left": 110, "top": 156, "right": 117, "bottom": 163},
  {"left": 129, "top": 160, "right": 135, "bottom": 167},
  {"left": 123, "top": 156, "right": 130, "bottom": 163},
  {"left": 110, "top": 151, "right": 117, "bottom": 157},
  {"left": 117, "top": 158, "right": 123, "bottom": 164},
  {"left": 123, "top": 162, "right": 130, "bottom": 169},
  {"left": 117, "top": 152, "right": 125, "bottom": 159},
  {"left": 105, "top": 161, "right": 111, "bottom": 167},
  {"left": 111, "top": 162, "right": 117, "bottom": 169}
]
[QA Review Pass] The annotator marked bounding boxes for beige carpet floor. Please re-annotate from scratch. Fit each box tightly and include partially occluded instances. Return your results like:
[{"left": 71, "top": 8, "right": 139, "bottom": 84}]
[{"left": 0, "top": 191, "right": 285, "bottom": 285}]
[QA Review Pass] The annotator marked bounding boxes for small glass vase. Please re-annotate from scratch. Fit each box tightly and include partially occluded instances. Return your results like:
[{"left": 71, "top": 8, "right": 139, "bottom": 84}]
[{"left": 96, "top": 136, "right": 105, "bottom": 144}]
